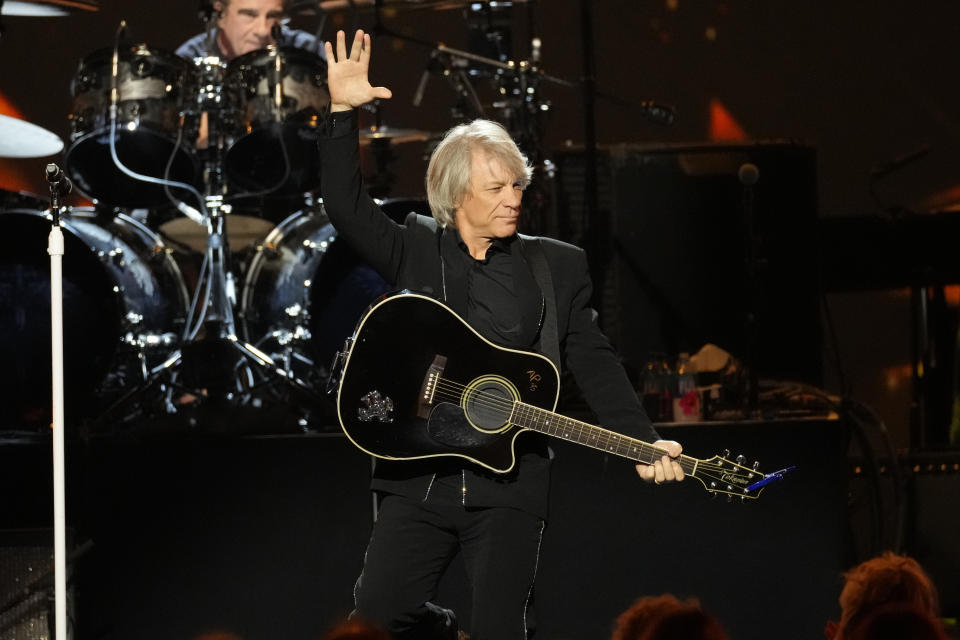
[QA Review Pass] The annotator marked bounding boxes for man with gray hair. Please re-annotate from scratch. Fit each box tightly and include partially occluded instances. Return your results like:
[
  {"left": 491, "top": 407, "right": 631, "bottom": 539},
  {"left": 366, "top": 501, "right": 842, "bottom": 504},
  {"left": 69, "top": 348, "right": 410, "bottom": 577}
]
[{"left": 321, "top": 29, "right": 685, "bottom": 640}]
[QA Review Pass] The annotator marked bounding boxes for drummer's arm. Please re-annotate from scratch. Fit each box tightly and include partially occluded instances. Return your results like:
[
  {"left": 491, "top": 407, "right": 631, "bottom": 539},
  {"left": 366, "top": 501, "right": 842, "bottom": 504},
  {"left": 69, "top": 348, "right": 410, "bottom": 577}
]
[{"left": 321, "top": 30, "right": 399, "bottom": 280}]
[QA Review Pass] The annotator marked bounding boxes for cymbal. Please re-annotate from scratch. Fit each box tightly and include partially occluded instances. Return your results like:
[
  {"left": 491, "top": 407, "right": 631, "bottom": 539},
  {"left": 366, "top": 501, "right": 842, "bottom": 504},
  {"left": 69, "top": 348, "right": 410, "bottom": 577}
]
[
  {"left": 359, "top": 125, "right": 432, "bottom": 145},
  {"left": 1, "top": 0, "right": 99, "bottom": 16},
  {"left": 317, "top": 0, "right": 527, "bottom": 12},
  {"left": 0, "top": 115, "right": 64, "bottom": 158}
]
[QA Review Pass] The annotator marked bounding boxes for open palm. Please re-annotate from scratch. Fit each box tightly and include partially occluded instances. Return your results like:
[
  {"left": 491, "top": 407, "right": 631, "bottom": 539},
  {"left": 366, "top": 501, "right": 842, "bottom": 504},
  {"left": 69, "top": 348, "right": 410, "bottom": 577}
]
[{"left": 325, "top": 29, "right": 393, "bottom": 112}]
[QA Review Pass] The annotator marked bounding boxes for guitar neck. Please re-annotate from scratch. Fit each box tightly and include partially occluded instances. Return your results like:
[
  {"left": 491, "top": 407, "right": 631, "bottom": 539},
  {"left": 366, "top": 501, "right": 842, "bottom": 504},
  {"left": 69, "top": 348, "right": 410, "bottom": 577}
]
[{"left": 509, "top": 401, "right": 698, "bottom": 475}]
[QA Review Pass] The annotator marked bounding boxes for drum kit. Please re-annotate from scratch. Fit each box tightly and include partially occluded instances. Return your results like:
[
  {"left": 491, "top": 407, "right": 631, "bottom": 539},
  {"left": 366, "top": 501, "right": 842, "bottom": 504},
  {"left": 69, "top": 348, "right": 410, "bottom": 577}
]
[{"left": 1, "top": 0, "right": 568, "bottom": 436}]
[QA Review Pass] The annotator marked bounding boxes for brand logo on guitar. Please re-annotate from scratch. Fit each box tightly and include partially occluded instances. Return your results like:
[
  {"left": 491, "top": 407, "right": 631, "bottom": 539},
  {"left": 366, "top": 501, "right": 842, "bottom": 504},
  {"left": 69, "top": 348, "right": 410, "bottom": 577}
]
[
  {"left": 721, "top": 472, "right": 749, "bottom": 486},
  {"left": 526, "top": 370, "right": 542, "bottom": 391}
]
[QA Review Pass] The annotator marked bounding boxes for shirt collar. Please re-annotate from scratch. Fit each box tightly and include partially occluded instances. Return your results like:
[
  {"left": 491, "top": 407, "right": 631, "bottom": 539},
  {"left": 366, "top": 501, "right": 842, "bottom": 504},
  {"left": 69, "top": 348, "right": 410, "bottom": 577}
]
[{"left": 451, "top": 228, "right": 516, "bottom": 261}]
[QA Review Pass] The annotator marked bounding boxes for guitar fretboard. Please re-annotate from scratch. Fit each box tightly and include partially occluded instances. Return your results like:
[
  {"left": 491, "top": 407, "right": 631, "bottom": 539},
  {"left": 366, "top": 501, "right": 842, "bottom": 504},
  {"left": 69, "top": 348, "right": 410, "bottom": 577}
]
[{"left": 509, "top": 401, "right": 698, "bottom": 475}]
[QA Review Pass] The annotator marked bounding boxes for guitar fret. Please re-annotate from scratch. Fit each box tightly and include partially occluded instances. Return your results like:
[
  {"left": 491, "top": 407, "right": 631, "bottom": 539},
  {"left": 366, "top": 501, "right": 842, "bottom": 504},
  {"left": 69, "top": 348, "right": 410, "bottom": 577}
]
[
  {"left": 519, "top": 402, "right": 655, "bottom": 463},
  {"left": 515, "top": 403, "right": 702, "bottom": 474}
]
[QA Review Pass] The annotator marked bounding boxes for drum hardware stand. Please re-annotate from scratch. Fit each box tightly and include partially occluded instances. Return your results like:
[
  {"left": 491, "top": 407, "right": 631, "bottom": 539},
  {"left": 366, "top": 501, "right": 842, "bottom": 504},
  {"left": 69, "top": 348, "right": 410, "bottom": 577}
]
[{"left": 169, "top": 73, "right": 328, "bottom": 408}]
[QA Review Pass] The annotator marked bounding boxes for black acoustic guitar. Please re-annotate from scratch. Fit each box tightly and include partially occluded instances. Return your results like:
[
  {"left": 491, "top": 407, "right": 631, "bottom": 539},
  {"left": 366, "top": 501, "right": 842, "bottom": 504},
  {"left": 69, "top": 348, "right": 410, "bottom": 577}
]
[{"left": 335, "top": 292, "right": 786, "bottom": 500}]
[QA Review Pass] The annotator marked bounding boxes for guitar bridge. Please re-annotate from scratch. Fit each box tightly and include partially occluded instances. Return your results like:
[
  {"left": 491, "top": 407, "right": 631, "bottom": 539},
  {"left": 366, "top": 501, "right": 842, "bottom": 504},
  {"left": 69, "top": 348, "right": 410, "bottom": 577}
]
[{"left": 417, "top": 354, "right": 447, "bottom": 419}]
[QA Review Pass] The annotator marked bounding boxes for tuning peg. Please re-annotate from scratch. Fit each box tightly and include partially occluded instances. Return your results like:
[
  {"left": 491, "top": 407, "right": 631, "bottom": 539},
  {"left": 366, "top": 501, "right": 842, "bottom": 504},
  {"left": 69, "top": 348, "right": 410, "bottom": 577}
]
[
  {"left": 752, "top": 460, "right": 760, "bottom": 471},
  {"left": 722, "top": 448, "right": 731, "bottom": 459},
  {"left": 736, "top": 454, "right": 746, "bottom": 465},
  {"left": 726, "top": 494, "right": 732, "bottom": 503}
]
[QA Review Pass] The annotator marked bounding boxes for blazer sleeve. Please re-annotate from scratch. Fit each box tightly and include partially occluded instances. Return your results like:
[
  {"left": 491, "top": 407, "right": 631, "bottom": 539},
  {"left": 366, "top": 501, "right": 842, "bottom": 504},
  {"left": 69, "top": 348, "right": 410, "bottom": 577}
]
[
  {"left": 559, "top": 245, "right": 661, "bottom": 443},
  {"left": 320, "top": 110, "right": 405, "bottom": 284}
]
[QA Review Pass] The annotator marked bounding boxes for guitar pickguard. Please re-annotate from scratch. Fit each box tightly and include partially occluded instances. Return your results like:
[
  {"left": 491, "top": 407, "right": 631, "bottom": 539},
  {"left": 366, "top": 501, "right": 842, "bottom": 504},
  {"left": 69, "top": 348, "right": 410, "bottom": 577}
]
[{"left": 428, "top": 402, "right": 498, "bottom": 447}]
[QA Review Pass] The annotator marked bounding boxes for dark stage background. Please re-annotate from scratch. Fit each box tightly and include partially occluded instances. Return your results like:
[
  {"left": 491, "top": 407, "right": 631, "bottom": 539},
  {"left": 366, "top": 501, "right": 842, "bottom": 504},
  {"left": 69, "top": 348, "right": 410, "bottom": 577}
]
[
  {"left": 2, "top": 1, "right": 960, "bottom": 215},
  {"left": 2, "top": 420, "right": 847, "bottom": 640},
  {"left": 2, "top": 2, "right": 960, "bottom": 639}
]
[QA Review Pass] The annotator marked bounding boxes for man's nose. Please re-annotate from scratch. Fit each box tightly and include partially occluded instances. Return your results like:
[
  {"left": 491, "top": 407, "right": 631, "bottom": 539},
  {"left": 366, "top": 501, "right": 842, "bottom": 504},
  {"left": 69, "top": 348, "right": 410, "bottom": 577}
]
[{"left": 255, "top": 16, "right": 273, "bottom": 39}]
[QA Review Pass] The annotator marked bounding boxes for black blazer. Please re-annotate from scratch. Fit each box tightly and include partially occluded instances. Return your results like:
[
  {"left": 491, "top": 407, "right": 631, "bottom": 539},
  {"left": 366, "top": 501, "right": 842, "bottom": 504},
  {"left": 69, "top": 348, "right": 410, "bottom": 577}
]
[{"left": 321, "top": 111, "right": 658, "bottom": 519}]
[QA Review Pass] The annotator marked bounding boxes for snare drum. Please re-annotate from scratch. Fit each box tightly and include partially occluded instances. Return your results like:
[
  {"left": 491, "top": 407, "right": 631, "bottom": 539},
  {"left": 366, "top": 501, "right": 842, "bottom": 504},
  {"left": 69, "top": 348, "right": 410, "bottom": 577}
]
[
  {"left": 224, "top": 47, "right": 329, "bottom": 197},
  {"left": 66, "top": 44, "right": 199, "bottom": 208},
  {"left": 0, "top": 208, "right": 189, "bottom": 432}
]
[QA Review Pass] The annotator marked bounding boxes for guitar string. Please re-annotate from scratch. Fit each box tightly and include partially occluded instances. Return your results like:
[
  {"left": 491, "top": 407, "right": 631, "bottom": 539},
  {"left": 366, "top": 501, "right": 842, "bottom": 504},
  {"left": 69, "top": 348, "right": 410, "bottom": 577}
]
[
  {"left": 431, "top": 380, "right": 724, "bottom": 473},
  {"left": 430, "top": 377, "right": 674, "bottom": 457},
  {"left": 428, "top": 378, "right": 750, "bottom": 479}
]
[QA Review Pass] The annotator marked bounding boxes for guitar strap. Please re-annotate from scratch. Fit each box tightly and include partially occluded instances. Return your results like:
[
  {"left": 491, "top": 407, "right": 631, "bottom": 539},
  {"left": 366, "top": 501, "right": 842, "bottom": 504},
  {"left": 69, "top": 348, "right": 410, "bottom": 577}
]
[{"left": 519, "top": 235, "right": 562, "bottom": 375}]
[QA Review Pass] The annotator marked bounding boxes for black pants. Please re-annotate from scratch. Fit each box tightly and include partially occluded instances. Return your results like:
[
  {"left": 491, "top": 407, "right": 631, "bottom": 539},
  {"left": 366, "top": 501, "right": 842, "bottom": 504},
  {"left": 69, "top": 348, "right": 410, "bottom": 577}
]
[{"left": 353, "top": 484, "right": 546, "bottom": 640}]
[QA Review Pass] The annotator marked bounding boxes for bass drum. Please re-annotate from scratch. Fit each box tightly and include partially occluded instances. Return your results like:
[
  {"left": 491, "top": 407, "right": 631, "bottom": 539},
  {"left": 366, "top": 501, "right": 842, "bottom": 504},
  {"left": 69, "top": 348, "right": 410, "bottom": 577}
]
[
  {"left": 240, "top": 205, "right": 391, "bottom": 393},
  {"left": 65, "top": 44, "right": 199, "bottom": 208},
  {"left": 0, "top": 208, "right": 189, "bottom": 433}
]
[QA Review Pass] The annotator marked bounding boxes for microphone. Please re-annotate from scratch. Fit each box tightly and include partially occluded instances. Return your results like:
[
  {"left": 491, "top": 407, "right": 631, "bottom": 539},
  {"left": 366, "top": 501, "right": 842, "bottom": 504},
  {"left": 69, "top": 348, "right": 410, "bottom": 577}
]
[
  {"left": 638, "top": 100, "right": 676, "bottom": 126},
  {"left": 45, "top": 163, "right": 72, "bottom": 196},
  {"left": 412, "top": 50, "right": 438, "bottom": 107},
  {"left": 271, "top": 22, "right": 283, "bottom": 43}
]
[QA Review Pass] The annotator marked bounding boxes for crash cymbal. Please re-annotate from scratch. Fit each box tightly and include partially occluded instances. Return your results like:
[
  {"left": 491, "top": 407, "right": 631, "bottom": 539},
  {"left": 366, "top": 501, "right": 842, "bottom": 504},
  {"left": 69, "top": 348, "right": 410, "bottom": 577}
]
[
  {"left": 359, "top": 125, "right": 431, "bottom": 145},
  {"left": 1, "top": 0, "right": 98, "bottom": 16},
  {"left": 317, "top": 0, "right": 527, "bottom": 12},
  {"left": 0, "top": 115, "right": 64, "bottom": 158}
]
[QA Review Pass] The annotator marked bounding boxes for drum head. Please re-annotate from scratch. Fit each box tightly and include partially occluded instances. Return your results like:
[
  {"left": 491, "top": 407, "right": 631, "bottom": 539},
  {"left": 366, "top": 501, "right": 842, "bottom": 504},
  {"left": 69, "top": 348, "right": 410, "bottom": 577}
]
[
  {"left": 65, "top": 128, "right": 198, "bottom": 209},
  {"left": 225, "top": 47, "right": 329, "bottom": 196},
  {"left": 0, "top": 210, "right": 119, "bottom": 431},
  {"left": 0, "top": 208, "right": 189, "bottom": 433},
  {"left": 225, "top": 124, "right": 321, "bottom": 197},
  {"left": 241, "top": 208, "right": 391, "bottom": 389}
]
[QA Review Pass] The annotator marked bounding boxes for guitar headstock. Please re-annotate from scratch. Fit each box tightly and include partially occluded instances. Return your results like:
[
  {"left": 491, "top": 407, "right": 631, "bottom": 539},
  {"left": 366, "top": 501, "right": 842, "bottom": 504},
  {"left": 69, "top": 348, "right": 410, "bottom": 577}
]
[{"left": 690, "top": 450, "right": 767, "bottom": 501}]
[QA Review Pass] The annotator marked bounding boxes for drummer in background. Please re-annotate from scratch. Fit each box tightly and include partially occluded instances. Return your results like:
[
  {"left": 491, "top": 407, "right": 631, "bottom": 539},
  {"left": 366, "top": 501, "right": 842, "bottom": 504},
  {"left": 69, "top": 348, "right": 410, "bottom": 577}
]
[{"left": 176, "top": 0, "right": 324, "bottom": 61}]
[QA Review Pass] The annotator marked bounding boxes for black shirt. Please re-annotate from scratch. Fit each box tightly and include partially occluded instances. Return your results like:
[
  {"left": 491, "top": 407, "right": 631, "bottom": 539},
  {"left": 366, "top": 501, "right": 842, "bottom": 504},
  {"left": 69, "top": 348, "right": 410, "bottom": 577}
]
[{"left": 448, "top": 231, "right": 541, "bottom": 350}]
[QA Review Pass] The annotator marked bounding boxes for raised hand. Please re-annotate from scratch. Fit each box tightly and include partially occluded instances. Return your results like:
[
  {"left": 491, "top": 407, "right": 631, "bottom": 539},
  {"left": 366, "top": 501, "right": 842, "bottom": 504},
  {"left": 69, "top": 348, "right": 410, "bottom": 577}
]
[{"left": 325, "top": 29, "right": 393, "bottom": 112}]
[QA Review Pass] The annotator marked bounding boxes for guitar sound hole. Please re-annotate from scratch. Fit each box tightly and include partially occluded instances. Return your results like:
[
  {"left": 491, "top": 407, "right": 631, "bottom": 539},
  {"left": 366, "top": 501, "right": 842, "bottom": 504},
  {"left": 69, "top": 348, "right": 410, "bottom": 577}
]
[{"left": 462, "top": 377, "right": 515, "bottom": 433}]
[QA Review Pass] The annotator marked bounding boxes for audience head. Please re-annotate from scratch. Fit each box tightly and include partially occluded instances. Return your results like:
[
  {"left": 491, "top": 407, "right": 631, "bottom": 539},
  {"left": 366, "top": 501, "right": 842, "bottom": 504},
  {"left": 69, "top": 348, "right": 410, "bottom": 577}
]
[
  {"left": 832, "top": 552, "right": 940, "bottom": 640},
  {"left": 321, "top": 617, "right": 393, "bottom": 640},
  {"left": 612, "top": 594, "right": 728, "bottom": 640},
  {"left": 846, "top": 602, "right": 948, "bottom": 640}
]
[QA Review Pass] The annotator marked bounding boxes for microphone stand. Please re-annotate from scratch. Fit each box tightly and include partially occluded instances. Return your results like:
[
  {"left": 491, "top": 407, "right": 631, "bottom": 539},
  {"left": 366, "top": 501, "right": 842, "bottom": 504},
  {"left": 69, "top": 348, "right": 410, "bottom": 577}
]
[{"left": 45, "top": 164, "right": 69, "bottom": 640}]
